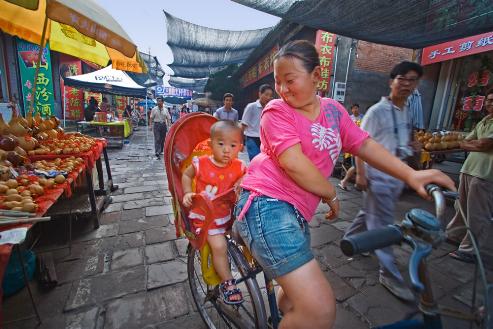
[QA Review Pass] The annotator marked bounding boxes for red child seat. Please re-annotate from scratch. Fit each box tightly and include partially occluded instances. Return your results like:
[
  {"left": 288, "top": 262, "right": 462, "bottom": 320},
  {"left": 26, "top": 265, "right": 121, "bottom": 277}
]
[{"left": 163, "top": 113, "right": 237, "bottom": 250}]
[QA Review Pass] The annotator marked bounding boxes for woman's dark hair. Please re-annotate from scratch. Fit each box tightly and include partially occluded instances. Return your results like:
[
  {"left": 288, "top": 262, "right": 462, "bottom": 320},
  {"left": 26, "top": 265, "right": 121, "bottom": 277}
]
[
  {"left": 274, "top": 40, "right": 320, "bottom": 73},
  {"left": 485, "top": 87, "right": 493, "bottom": 97},
  {"left": 259, "top": 84, "right": 273, "bottom": 94},
  {"left": 390, "top": 61, "right": 423, "bottom": 79}
]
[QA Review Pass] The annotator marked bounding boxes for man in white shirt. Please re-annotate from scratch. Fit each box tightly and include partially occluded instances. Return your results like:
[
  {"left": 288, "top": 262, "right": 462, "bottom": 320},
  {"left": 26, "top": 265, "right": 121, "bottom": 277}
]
[
  {"left": 241, "top": 84, "right": 274, "bottom": 160},
  {"left": 150, "top": 97, "right": 171, "bottom": 159},
  {"left": 213, "top": 93, "right": 238, "bottom": 121},
  {"left": 345, "top": 61, "right": 423, "bottom": 302}
]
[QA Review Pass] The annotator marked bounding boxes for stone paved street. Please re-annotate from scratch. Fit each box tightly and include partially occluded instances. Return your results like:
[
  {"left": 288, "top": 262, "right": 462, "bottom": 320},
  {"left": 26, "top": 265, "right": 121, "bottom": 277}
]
[{"left": 3, "top": 129, "right": 491, "bottom": 329}]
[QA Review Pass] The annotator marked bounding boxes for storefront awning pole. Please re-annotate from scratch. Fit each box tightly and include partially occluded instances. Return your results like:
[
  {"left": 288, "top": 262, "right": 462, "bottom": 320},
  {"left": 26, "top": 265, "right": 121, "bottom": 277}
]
[
  {"left": 145, "top": 91, "right": 149, "bottom": 155},
  {"left": 63, "top": 85, "right": 66, "bottom": 128}
]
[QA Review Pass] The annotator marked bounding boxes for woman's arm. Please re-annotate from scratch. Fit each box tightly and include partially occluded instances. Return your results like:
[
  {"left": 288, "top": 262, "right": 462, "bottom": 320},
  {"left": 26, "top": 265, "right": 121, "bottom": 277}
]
[
  {"left": 278, "top": 144, "right": 339, "bottom": 219},
  {"left": 278, "top": 144, "right": 336, "bottom": 200},
  {"left": 357, "top": 138, "right": 456, "bottom": 198}
]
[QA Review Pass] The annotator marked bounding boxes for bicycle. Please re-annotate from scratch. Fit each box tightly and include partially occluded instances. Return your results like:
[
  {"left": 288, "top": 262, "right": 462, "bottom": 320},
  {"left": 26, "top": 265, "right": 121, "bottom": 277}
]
[{"left": 340, "top": 184, "right": 491, "bottom": 329}]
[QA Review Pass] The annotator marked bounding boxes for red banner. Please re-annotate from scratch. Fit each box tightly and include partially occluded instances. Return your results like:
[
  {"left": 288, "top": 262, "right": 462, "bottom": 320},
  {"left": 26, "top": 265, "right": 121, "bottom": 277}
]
[
  {"left": 240, "top": 45, "right": 279, "bottom": 88},
  {"left": 315, "top": 30, "right": 336, "bottom": 93},
  {"left": 59, "top": 54, "right": 84, "bottom": 120},
  {"left": 257, "top": 46, "right": 279, "bottom": 81},
  {"left": 422, "top": 31, "right": 493, "bottom": 66}
]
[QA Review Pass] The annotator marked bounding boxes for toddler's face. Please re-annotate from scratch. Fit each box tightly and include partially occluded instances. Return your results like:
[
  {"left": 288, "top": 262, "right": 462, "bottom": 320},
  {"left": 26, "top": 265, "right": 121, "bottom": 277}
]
[{"left": 210, "top": 130, "right": 242, "bottom": 166}]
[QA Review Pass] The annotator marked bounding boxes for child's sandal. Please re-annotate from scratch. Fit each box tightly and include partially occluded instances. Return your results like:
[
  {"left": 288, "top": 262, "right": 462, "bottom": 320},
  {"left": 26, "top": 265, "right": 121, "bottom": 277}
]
[{"left": 219, "top": 279, "right": 244, "bottom": 305}]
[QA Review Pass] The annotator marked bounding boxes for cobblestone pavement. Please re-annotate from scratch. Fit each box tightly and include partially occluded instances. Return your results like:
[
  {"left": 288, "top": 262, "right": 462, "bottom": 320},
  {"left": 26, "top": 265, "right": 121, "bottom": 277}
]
[{"left": 3, "top": 129, "right": 491, "bottom": 329}]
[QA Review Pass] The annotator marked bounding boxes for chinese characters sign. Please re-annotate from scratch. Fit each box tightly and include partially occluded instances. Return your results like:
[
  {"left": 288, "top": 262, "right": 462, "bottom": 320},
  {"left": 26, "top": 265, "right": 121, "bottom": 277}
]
[
  {"left": 462, "top": 96, "right": 485, "bottom": 112},
  {"left": 422, "top": 31, "right": 493, "bottom": 66},
  {"left": 257, "top": 46, "right": 279, "bottom": 81},
  {"left": 17, "top": 39, "right": 55, "bottom": 117},
  {"left": 240, "top": 46, "right": 279, "bottom": 88},
  {"left": 59, "top": 54, "right": 83, "bottom": 120},
  {"left": 156, "top": 86, "right": 193, "bottom": 99},
  {"left": 315, "top": 30, "right": 336, "bottom": 92}
]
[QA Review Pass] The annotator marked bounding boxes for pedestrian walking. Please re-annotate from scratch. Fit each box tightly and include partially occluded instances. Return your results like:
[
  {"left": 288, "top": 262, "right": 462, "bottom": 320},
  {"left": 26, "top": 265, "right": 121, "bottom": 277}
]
[
  {"left": 213, "top": 93, "right": 238, "bottom": 122},
  {"left": 345, "top": 61, "right": 425, "bottom": 302},
  {"left": 241, "top": 84, "right": 274, "bottom": 160},
  {"left": 446, "top": 88, "right": 493, "bottom": 264},
  {"left": 233, "top": 41, "right": 454, "bottom": 328},
  {"left": 150, "top": 96, "right": 171, "bottom": 159},
  {"left": 338, "top": 103, "right": 363, "bottom": 190}
]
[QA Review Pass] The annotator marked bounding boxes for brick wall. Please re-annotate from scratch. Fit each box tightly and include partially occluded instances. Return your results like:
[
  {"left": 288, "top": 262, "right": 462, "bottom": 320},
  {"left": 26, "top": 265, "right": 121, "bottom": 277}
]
[{"left": 354, "top": 41, "right": 414, "bottom": 74}]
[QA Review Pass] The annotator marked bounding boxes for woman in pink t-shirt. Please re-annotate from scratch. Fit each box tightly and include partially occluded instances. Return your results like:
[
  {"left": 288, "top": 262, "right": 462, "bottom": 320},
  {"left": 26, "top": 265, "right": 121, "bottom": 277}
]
[{"left": 233, "top": 40, "right": 455, "bottom": 328}]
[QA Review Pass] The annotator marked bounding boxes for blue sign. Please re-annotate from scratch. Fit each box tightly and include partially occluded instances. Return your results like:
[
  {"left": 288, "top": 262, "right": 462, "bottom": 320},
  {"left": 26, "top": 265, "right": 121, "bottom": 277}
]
[{"left": 156, "top": 85, "right": 192, "bottom": 99}]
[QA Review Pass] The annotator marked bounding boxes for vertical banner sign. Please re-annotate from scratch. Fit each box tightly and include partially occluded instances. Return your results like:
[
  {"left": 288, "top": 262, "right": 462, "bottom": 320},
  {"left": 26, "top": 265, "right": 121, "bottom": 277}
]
[
  {"left": 17, "top": 39, "right": 56, "bottom": 116},
  {"left": 315, "top": 30, "right": 336, "bottom": 93},
  {"left": 59, "top": 54, "right": 84, "bottom": 120}
]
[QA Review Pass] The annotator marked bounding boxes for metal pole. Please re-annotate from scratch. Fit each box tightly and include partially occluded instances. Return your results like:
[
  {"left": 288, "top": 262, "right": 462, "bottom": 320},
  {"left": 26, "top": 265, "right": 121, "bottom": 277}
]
[
  {"left": 331, "top": 37, "right": 339, "bottom": 98},
  {"left": 145, "top": 91, "right": 149, "bottom": 154},
  {"left": 63, "top": 85, "right": 66, "bottom": 128}
]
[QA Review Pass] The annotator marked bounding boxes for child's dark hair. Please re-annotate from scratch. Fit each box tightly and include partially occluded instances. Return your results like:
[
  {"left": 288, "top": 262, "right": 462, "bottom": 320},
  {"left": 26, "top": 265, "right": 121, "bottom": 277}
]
[
  {"left": 351, "top": 103, "right": 359, "bottom": 108},
  {"left": 390, "top": 61, "right": 423, "bottom": 79},
  {"left": 210, "top": 120, "right": 242, "bottom": 139},
  {"left": 274, "top": 40, "right": 320, "bottom": 73}
]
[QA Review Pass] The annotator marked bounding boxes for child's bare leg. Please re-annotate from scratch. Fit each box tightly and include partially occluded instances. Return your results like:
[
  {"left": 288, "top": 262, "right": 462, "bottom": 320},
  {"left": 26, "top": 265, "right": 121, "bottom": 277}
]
[
  {"left": 207, "top": 234, "right": 232, "bottom": 280},
  {"left": 208, "top": 234, "right": 242, "bottom": 302}
]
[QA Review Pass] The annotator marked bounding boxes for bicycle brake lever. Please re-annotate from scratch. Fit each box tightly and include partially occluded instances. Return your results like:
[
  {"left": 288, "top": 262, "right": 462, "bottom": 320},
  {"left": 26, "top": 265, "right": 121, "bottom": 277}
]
[
  {"left": 442, "top": 190, "right": 459, "bottom": 200},
  {"left": 407, "top": 237, "right": 433, "bottom": 293}
]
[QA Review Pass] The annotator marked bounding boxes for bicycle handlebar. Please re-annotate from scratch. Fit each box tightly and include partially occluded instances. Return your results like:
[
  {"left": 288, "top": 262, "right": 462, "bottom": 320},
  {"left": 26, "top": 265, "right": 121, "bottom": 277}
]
[
  {"left": 425, "top": 184, "right": 446, "bottom": 223},
  {"left": 340, "top": 225, "right": 403, "bottom": 257},
  {"left": 340, "top": 184, "right": 448, "bottom": 293}
]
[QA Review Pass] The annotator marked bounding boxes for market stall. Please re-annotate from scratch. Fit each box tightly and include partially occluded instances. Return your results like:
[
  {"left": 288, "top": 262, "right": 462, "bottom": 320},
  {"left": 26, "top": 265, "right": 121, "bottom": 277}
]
[
  {"left": 64, "top": 65, "right": 145, "bottom": 148},
  {"left": 0, "top": 112, "right": 117, "bottom": 322},
  {"left": 415, "top": 130, "right": 467, "bottom": 169}
]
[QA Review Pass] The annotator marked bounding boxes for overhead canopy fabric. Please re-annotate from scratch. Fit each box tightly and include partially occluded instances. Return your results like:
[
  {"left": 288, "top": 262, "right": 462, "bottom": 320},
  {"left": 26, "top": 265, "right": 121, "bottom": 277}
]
[
  {"left": 168, "top": 64, "right": 226, "bottom": 79},
  {"left": 165, "top": 11, "right": 272, "bottom": 51},
  {"left": 63, "top": 65, "right": 146, "bottom": 97},
  {"left": 168, "top": 77, "right": 208, "bottom": 92},
  {"left": 164, "top": 10, "right": 273, "bottom": 88},
  {"left": 232, "top": 0, "right": 493, "bottom": 49}
]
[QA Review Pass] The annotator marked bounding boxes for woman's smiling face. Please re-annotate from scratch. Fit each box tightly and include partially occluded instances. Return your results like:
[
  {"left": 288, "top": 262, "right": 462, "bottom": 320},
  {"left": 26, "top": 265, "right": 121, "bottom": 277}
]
[{"left": 274, "top": 56, "right": 320, "bottom": 109}]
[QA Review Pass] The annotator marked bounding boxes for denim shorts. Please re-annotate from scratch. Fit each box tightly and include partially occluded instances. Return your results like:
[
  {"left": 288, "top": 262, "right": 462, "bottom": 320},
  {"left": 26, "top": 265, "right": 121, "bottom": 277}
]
[{"left": 233, "top": 190, "right": 313, "bottom": 279}]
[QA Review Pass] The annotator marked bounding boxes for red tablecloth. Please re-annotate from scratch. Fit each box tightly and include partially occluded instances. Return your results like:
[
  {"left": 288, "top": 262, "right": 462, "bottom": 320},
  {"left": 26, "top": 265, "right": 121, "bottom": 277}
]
[
  {"left": 0, "top": 159, "right": 88, "bottom": 322},
  {"left": 28, "top": 139, "right": 106, "bottom": 170}
]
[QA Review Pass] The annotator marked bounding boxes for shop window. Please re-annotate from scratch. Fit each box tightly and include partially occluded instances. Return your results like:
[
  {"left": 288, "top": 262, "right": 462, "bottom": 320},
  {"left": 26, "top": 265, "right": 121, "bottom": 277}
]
[{"left": 451, "top": 53, "right": 493, "bottom": 131}]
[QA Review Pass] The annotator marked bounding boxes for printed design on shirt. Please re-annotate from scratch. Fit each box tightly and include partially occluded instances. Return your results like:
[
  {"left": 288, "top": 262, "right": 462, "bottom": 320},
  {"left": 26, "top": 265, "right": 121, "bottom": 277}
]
[
  {"left": 322, "top": 103, "right": 342, "bottom": 131},
  {"left": 204, "top": 185, "right": 218, "bottom": 199},
  {"left": 311, "top": 123, "right": 341, "bottom": 162}
]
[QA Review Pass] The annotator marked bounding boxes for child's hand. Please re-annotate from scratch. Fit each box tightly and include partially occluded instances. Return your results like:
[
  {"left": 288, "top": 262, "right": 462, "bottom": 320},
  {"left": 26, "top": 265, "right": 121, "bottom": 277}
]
[
  {"left": 322, "top": 196, "right": 339, "bottom": 221},
  {"left": 183, "top": 192, "right": 196, "bottom": 207}
]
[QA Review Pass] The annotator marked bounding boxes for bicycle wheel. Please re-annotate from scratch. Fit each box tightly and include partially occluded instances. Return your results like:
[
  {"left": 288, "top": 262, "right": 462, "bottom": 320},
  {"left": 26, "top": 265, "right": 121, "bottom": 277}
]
[{"left": 187, "top": 241, "right": 268, "bottom": 329}]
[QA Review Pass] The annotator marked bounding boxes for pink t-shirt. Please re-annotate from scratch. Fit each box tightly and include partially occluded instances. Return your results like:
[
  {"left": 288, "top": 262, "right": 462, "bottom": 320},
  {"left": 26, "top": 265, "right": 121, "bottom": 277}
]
[{"left": 241, "top": 97, "right": 369, "bottom": 221}]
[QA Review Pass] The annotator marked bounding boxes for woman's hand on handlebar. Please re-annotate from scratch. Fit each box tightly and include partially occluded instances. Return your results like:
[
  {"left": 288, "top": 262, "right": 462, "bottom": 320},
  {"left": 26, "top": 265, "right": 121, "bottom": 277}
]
[
  {"left": 407, "top": 169, "right": 456, "bottom": 200},
  {"left": 183, "top": 192, "right": 196, "bottom": 207}
]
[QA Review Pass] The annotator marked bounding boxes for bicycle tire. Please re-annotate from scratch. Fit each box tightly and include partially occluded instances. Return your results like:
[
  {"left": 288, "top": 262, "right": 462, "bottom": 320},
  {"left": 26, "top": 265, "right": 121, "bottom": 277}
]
[{"left": 187, "top": 241, "right": 268, "bottom": 329}]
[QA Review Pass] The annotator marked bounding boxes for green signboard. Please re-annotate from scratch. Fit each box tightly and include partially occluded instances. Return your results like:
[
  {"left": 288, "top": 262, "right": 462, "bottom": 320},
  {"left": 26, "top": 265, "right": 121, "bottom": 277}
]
[{"left": 16, "top": 38, "right": 55, "bottom": 117}]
